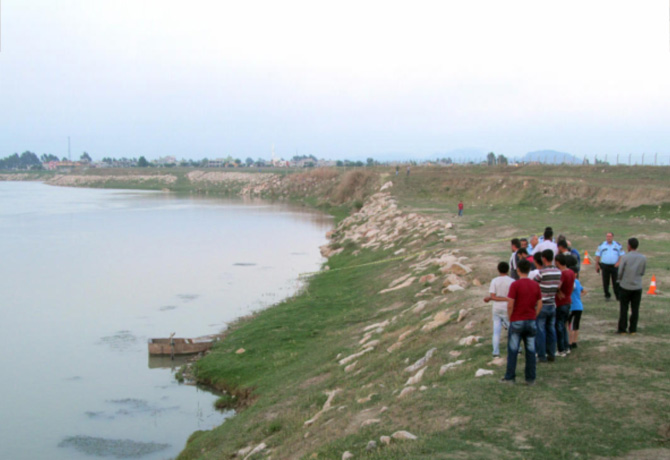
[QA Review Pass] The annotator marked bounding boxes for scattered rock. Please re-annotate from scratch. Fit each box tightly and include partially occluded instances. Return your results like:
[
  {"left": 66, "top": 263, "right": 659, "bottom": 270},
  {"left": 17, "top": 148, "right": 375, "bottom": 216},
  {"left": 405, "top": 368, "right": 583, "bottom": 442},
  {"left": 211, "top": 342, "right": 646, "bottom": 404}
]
[
  {"left": 419, "top": 274, "right": 437, "bottom": 284},
  {"left": 366, "top": 440, "right": 377, "bottom": 451},
  {"left": 422, "top": 310, "right": 453, "bottom": 332},
  {"left": 237, "top": 446, "right": 253, "bottom": 457},
  {"left": 236, "top": 348, "right": 246, "bottom": 354},
  {"left": 419, "top": 385, "right": 428, "bottom": 391},
  {"left": 243, "top": 443, "right": 267, "bottom": 460},
  {"left": 380, "top": 436, "right": 391, "bottom": 445},
  {"left": 387, "top": 342, "right": 403, "bottom": 353},
  {"left": 342, "top": 451, "right": 354, "bottom": 460},
  {"left": 388, "top": 274, "right": 411, "bottom": 288},
  {"left": 464, "top": 320, "right": 476, "bottom": 330},
  {"left": 446, "top": 284, "right": 464, "bottom": 292},
  {"left": 475, "top": 369, "right": 494, "bottom": 377},
  {"left": 394, "top": 248, "right": 406, "bottom": 255},
  {"left": 443, "top": 235, "right": 458, "bottom": 242},
  {"left": 364, "top": 320, "right": 389, "bottom": 332},
  {"left": 412, "top": 301, "right": 428, "bottom": 314},
  {"left": 392, "top": 431, "right": 418, "bottom": 440},
  {"left": 379, "top": 277, "right": 416, "bottom": 294},
  {"left": 446, "top": 222, "right": 453, "bottom": 229},
  {"left": 344, "top": 361, "right": 358, "bottom": 373},
  {"left": 457, "top": 309, "right": 468, "bottom": 322},
  {"left": 439, "top": 360, "right": 466, "bottom": 376},
  {"left": 404, "top": 348, "right": 437, "bottom": 373},
  {"left": 361, "top": 419, "right": 381, "bottom": 427},
  {"left": 458, "top": 335, "right": 481, "bottom": 346},
  {"left": 379, "top": 406, "right": 388, "bottom": 414},
  {"left": 339, "top": 347, "right": 374, "bottom": 366},
  {"left": 380, "top": 181, "right": 393, "bottom": 191},
  {"left": 304, "top": 389, "right": 341, "bottom": 426},
  {"left": 488, "top": 357, "right": 506, "bottom": 366},
  {"left": 405, "top": 367, "right": 427, "bottom": 386},
  {"left": 398, "top": 386, "right": 416, "bottom": 398},
  {"left": 357, "top": 393, "right": 377, "bottom": 404},
  {"left": 398, "top": 329, "right": 415, "bottom": 341},
  {"left": 472, "top": 278, "right": 482, "bottom": 286},
  {"left": 449, "top": 350, "right": 462, "bottom": 357},
  {"left": 447, "top": 262, "right": 472, "bottom": 275}
]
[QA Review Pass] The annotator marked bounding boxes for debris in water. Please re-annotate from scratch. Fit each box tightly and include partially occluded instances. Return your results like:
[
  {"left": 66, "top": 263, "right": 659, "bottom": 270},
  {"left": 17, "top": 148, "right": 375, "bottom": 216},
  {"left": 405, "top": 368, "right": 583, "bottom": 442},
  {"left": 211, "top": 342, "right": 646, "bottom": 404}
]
[{"left": 58, "top": 435, "right": 169, "bottom": 458}]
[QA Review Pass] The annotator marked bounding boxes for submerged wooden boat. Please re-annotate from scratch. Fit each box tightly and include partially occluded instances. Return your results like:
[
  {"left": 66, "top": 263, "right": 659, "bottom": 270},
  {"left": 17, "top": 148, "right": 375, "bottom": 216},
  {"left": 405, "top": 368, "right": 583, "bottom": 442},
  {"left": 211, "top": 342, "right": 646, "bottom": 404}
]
[{"left": 148, "top": 336, "right": 216, "bottom": 356}]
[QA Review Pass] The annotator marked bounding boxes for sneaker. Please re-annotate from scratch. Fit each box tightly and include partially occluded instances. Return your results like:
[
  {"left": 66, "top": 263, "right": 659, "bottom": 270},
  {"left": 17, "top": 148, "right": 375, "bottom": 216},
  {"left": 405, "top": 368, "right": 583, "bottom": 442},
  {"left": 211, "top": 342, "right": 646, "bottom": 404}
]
[
  {"left": 557, "top": 352, "right": 567, "bottom": 357},
  {"left": 499, "top": 378, "right": 515, "bottom": 385},
  {"left": 570, "top": 343, "right": 577, "bottom": 349},
  {"left": 566, "top": 349, "right": 571, "bottom": 354}
]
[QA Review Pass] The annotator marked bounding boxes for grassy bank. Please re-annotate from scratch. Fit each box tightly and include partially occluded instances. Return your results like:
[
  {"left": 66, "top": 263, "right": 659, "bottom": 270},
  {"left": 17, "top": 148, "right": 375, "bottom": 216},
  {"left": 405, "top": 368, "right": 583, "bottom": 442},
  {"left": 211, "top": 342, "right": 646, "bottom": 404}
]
[
  {"left": 4, "top": 165, "right": 670, "bottom": 458},
  {"left": 176, "top": 166, "right": 670, "bottom": 459}
]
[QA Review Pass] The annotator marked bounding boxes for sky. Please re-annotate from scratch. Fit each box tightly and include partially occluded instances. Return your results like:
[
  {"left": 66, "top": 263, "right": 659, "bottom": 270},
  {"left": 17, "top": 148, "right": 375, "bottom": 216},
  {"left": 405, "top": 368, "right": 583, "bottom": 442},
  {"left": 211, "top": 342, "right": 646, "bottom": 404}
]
[{"left": 1, "top": 1, "right": 670, "bottom": 162}]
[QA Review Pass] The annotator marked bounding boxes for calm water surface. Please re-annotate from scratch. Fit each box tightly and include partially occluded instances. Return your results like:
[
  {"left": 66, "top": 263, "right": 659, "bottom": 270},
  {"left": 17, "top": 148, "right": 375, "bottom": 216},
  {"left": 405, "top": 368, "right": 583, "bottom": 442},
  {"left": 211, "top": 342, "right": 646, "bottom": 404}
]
[{"left": 0, "top": 181, "right": 331, "bottom": 459}]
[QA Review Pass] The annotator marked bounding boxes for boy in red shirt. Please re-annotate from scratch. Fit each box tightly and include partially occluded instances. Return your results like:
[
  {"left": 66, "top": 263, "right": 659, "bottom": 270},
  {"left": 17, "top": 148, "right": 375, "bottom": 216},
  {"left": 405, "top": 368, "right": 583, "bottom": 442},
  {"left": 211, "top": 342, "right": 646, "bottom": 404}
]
[{"left": 501, "top": 258, "right": 543, "bottom": 385}]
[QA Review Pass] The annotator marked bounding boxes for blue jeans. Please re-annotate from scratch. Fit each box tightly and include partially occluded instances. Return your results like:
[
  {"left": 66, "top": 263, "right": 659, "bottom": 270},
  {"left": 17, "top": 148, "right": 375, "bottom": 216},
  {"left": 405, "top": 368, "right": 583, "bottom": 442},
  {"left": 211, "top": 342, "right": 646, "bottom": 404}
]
[
  {"left": 536, "top": 305, "right": 556, "bottom": 361},
  {"left": 504, "top": 320, "right": 537, "bottom": 382},
  {"left": 555, "top": 304, "right": 571, "bottom": 352}
]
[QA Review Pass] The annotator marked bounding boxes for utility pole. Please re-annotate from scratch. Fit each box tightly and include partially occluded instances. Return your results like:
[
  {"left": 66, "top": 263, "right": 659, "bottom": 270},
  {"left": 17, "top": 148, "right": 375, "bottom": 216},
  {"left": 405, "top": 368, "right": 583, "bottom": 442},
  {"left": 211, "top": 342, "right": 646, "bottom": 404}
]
[
  {"left": 616, "top": 154, "right": 619, "bottom": 165},
  {"left": 642, "top": 153, "right": 645, "bottom": 165},
  {"left": 68, "top": 136, "right": 71, "bottom": 161}
]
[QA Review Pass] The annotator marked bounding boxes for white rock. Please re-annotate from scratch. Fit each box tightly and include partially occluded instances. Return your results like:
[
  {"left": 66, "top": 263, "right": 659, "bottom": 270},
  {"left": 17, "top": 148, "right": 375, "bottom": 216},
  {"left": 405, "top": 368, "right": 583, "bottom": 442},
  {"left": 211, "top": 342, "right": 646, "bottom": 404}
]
[
  {"left": 387, "top": 342, "right": 403, "bottom": 353},
  {"left": 379, "top": 277, "right": 416, "bottom": 294},
  {"left": 405, "top": 367, "right": 427, "bottom": 386},
  {"left": 304, "top": 389, "right": 341, "bottom": 426},
  {"left": 458, "top": 335, "right": 481, "bottom": 346},
  {"left": 457, "top": 309, "right": 468, "bottom": 322},
  {"left": 366, "top": 440, "right": 377, "bottom": 451},
  {"left": 398, "top": 329, "right": 415, "bottom": 341},
  {"left": 412, "top": 301, "right": 428, "bottom": 314},
  {"left": 344, "top": 361, "right": 358, "bottom": 373},
  {"left": 464, "top": 320, "right": 476, "bottom": 330},
  {"left": 339, "top": 347, "right": 374, "bottom": 365},
  {"left": 364, "top": 339, "right": 380, "bottom": 348},
  {"left": 342, "top": 451, "right": 354, "bottom": 460},
  {"left": 439, "top": 360, "right": 466, "bottom": 376},
  {"left": 398, "top": 386, "right": 416, "bottom": 398},
  {"left": 361, "top": 418, "right": 381, "bottom": 427},
  {"left": 243, "top": 443, "right": 267, "bottom": 460},
  {"left": 364, "top": 320, "right": 389, "bottom": 332},
  {"left": 419, "top": 385, "right": 428, "bottom": 391},
  {"left": 392, "top": 430, "right": 418, "bottom": 440},
  {"left": 404, "top": 348, "right": 437, "bottom": 373},
  {"left": 379, "top": 406, "right": 388, "bottom": 414},
  {"left": 236, "top": 348, "right": 246, "bottom": 354},
  {"left": 449, "top": 350, "right": 462, "bottom": 357},
  {"left": 380, "top": 181, "right": 394, "bottom": 191},
  {"left": 446, "top": 284, "right": 464, "bottom": 292},
  {"left": 475, "top": 368, "right": 494, "bottom": 377},
  {"left": 380, "top": 436, "right": 391, "bottom": 445},
  {"left": 421, "top": 310, "right": 453, "bottom": 332}
]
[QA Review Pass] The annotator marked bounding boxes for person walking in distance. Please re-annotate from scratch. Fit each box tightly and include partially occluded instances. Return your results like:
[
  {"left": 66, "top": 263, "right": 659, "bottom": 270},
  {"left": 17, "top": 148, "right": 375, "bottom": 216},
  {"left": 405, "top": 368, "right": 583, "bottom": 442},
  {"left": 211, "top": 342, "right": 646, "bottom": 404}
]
[
  {"left": 595, "top": 232, "right": 625, "bottom": 302},
  {"left": 500, "top": 259, "right": 542, "bottom": 385},
  {"left": 458, "top": 200, "right": 464, "bottom": 217},
  {"left": 617, "top": 237, "right": 646, "bottom": 335},
  {"left": 554, "top": 253, "right": 575, "bottom": 356}
]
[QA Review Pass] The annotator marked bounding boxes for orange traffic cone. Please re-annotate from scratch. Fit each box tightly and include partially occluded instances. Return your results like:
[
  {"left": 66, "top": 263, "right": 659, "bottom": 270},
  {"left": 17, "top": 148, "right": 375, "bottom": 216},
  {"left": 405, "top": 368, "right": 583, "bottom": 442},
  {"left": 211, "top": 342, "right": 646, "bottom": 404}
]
[
  {"left": 647, "top": 275, "right": 657, "bottom": 295},
  {"left": 582, "top": 251, "right": 592, "bottom": 265}
]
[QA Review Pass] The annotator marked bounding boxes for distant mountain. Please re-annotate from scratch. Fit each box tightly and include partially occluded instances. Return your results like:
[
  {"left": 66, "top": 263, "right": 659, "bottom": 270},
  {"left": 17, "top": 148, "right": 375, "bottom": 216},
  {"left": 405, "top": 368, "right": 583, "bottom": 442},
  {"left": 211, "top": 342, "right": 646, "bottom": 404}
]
[{"left": 523, "top": 150, "right": 581, "bottom": 165}]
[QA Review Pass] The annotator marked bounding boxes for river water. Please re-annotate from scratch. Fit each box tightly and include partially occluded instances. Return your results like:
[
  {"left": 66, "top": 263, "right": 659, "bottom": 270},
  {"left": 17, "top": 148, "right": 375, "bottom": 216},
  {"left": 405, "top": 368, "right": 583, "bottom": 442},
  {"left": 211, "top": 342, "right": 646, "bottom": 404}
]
[{"left": 0, "top": 181, "right": 331, "bottom": 460}]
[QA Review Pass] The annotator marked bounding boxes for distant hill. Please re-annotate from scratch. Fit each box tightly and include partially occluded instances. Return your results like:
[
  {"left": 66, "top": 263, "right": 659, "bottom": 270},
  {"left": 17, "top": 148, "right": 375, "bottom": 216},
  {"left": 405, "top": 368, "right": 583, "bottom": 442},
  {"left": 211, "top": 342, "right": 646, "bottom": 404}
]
[{"left": 523, "top": 150, "right": 581, "bottom": 164}]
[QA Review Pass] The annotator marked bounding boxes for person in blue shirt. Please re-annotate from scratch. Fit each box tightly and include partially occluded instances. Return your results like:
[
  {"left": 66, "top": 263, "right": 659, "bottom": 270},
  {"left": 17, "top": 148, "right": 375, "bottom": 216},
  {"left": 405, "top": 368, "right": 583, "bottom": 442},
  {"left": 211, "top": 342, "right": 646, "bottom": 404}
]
[
  {"left": 594, "top": 232, "right": 624, "bottom": 302},
  {"left": 569, "top": 271, "right": 586, "bottom": 349}
]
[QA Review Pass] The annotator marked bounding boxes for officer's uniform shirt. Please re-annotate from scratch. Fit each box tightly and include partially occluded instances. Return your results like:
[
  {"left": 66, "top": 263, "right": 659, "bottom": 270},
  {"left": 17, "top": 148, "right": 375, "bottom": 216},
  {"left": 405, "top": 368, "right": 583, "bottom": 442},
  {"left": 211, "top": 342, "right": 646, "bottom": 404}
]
[{"left": 595, "top": 241, "right": 624, "bottom": 265}]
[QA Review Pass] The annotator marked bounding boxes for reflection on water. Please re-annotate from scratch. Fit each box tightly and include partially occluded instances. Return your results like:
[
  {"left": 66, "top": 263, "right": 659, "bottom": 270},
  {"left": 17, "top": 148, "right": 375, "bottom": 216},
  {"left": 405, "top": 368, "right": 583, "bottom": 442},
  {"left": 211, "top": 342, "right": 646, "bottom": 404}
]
[{"left": 0, "top": 181, "right": 331, "bottom": 459}]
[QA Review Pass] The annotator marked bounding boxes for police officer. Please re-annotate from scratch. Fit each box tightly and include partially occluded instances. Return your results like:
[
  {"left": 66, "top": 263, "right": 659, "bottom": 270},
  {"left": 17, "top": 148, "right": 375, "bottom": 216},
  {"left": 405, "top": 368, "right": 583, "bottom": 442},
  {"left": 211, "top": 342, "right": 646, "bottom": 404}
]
[{"left": 594, "top": 232, "right": 625, "bottom": 302}]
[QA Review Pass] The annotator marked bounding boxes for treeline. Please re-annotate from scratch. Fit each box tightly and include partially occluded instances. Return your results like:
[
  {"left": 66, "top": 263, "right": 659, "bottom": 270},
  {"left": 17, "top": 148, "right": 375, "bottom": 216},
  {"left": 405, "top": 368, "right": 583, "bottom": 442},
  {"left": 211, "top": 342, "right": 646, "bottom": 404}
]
[{"left": 0, "top": 151, "right": 43, "bottom": 170}]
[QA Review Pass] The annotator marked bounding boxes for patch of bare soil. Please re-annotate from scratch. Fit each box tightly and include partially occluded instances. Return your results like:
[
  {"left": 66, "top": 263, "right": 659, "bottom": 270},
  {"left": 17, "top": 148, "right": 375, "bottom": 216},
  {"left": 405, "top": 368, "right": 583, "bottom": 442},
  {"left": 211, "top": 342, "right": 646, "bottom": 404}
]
[{"left": 595, "top": 448, "right": 670, "bottom": 460}]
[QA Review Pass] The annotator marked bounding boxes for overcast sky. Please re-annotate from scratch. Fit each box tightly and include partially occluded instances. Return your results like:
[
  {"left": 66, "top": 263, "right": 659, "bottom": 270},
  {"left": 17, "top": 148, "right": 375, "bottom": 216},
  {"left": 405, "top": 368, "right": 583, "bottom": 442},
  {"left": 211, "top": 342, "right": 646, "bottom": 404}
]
[{"left": 1, "top": 1, "right": 669, "bottom": 162}]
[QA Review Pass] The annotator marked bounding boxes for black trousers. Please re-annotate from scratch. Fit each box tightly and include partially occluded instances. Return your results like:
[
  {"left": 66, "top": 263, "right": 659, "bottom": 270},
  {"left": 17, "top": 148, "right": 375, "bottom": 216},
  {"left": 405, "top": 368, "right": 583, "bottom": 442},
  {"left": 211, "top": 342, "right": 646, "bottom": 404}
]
[
  {"left": 600, "top": 263, "right": 620, "bottom": 300},
  {"left": 618, "top": 288, "right": 642, "bottom": 333}
]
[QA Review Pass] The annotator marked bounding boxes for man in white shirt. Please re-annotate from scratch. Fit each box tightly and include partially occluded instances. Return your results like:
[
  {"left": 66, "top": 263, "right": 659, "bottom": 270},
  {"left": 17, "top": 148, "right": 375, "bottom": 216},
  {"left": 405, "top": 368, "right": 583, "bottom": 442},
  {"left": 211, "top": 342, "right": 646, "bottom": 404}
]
[
  {"left": 533, "top": 227, "right": 558, "bottom": 258},
  {"left": 484, "top": 262, "right": 515, "bottom": 357}
]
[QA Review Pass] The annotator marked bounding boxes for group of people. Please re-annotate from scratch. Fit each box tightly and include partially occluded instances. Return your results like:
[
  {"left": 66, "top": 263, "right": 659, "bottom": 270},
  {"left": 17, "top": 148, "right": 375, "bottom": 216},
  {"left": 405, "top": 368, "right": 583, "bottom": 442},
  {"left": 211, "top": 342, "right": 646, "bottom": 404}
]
[{"left": 484, "top": 227, "right": 647, "bottom": 385}]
